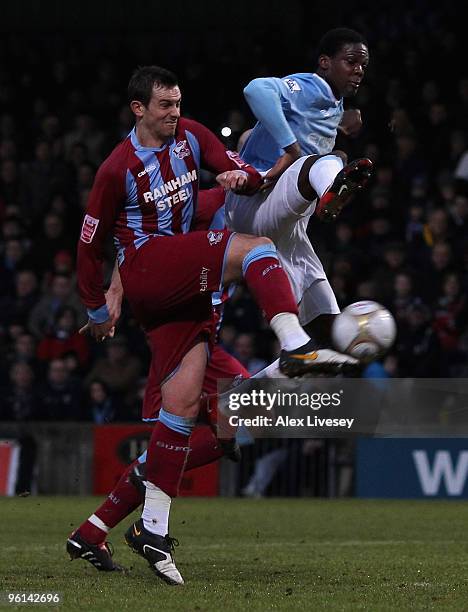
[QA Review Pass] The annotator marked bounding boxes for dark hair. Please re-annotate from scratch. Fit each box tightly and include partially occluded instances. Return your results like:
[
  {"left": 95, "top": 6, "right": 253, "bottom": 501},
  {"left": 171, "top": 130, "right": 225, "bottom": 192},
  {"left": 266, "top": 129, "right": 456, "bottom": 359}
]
[
  {"left": 127, "top": 65, "right": 178, "bottom": 107},
  {"left": 317, "top": 28, "right": 368, "bottom": 59}
]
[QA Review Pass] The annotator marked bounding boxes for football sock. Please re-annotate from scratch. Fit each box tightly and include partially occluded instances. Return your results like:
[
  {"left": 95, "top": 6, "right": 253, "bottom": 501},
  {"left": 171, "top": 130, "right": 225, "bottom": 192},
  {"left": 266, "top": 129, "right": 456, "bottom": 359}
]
[
  {"left": 78, "top": 427, "right": 224, "bottom": 542},
  {"left": 77, "top": 460, "right": 141, "bottom": 544},
  {"left": 142, "top": 482, "right": 171, "bottom": 536},
  {"left": 242, "top": 244, "right": 299, "bottom": 323},
  {"left": 270, "top": 312, "right": 311, "bottom": 351},
  {"left": 309, "top": 154, "right": 344, "bottom": 197},
  {"left": 143, "top": 410, "right": 194, "bottom": 534}
]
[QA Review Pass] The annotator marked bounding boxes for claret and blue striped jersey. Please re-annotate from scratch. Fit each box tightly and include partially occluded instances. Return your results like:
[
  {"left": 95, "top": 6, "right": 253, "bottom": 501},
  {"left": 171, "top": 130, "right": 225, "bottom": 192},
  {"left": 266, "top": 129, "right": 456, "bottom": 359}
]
[
  {"left": 241, "top": 73, "right": 344, "bottom": 172},
  {"left": 77, "top": 117, "right": 262, "bottom": 311}
]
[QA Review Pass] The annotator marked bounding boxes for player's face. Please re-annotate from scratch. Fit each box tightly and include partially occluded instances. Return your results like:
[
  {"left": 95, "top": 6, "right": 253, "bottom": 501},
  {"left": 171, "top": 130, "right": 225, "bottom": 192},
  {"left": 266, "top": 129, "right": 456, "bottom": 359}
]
[
  {"left": 134, "top": 84, "right": 181, "bottom": 144},
  {"left": 319, "top": 43, "right": 369, "bottom": 99}
]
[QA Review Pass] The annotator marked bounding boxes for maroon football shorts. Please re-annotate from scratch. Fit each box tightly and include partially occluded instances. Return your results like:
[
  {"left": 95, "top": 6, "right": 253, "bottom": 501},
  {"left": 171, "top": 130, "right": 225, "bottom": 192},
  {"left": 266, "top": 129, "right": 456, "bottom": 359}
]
[
  {"left": 142, "top": 343, "right": 251, "bottom": 421},
  {"left": 120, "top": 230, "right": 234, "bottom": 385}
]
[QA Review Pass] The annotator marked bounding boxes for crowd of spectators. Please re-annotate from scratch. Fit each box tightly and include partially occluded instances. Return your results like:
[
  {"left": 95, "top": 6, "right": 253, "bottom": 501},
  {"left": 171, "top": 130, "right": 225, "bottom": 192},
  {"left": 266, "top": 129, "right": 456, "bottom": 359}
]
[{"left": 1, "top": 4, "right": 467, "bottom": 423}]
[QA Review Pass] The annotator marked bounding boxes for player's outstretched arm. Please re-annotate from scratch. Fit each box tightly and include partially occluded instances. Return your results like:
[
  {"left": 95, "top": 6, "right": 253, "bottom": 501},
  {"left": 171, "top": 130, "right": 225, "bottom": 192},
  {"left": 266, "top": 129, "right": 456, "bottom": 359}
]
[{"left": 243, "top": 78, "right": 298, "bottom": 151}]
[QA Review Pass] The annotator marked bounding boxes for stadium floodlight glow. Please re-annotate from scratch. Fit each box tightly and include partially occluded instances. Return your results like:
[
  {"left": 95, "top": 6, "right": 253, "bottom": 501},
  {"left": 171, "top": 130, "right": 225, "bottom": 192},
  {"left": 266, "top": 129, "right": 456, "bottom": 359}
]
[{"left": 221, "top": 126, "right": 232, "bottom": 137}]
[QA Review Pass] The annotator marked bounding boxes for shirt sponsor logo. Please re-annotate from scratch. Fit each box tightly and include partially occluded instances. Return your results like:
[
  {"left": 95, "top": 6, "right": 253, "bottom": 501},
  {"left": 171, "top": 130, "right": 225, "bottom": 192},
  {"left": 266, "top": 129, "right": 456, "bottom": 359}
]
[
  {"left": 172, "top": 139, "right": 191, "bottom": 159},
  {"left": 80, "top": 214, "right": 99, "bottom": 243},
  {"left": 284, "top": 78, "right": 301, "bottom": 92},
  {"left": 200, "top": 266, "right": 210, "bottom": 292},
  {"left": 137, "top": 164, "right": 157, "bottom": 178},
  {"left": 207, "top": 230, "right": 224, "bottom": 246},
  {"left": 143, "top": 169, "right": 197, "bottom": 205}
]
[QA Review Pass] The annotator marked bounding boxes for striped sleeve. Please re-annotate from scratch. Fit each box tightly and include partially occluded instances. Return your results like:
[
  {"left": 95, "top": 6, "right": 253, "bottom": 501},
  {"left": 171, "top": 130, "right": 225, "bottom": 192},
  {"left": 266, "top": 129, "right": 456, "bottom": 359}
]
[{"left": 76, "top": 161, "right": 126, "bottom": 312}]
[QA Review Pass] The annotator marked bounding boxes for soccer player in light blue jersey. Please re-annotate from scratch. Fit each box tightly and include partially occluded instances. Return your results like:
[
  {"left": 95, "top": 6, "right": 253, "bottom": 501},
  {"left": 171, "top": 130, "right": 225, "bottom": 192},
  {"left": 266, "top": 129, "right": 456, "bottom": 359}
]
[{"left": 225, "top": 28, "right": 374, "bottom": 349}]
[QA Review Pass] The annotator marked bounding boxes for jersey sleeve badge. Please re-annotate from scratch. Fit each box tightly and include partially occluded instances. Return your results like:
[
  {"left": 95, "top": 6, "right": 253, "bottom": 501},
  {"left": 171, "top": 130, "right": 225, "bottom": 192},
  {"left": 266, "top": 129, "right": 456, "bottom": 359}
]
[{"left": 80, "top": 214, "right": 100, "bottom": 243}]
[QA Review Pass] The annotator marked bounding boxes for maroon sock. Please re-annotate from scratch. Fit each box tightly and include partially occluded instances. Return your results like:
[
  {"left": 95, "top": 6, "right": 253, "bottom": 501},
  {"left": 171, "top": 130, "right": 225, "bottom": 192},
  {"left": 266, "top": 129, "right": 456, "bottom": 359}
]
[
  {"left": 185, "top": 425, "right": 224, "bottom": 470},
  {"left": 145, "top": 421, "right": 191, "bottom": 497},
  {"left": 243, "top": 256, "right": 298, "bottom": 321},
  {"left": 77, "top": 460, "right": 142, "bottom": 544}
]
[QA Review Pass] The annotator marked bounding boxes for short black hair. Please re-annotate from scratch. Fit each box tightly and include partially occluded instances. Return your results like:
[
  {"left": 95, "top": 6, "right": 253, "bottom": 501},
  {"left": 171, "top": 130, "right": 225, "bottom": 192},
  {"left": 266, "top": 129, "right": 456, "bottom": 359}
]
[
  {"left": 317, "top": 28, "right": 368, "bottom": 59},
  {"left": 127, "top": 65, "right": 178, "bottom": 107}
]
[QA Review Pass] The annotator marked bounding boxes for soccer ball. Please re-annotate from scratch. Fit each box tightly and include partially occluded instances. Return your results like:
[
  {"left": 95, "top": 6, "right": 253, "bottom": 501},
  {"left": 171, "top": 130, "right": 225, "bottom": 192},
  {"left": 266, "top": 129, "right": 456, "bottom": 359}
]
[{"left": 332, "top": 301, "right": 397, "bottom": 362}]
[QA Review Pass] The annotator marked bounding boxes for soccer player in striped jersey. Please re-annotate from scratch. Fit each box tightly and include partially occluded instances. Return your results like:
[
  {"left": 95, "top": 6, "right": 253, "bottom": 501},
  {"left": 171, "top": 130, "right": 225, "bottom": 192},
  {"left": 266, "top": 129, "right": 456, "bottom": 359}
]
[{"left": 75, "top": 66, "right": 357, "bottom": 584}]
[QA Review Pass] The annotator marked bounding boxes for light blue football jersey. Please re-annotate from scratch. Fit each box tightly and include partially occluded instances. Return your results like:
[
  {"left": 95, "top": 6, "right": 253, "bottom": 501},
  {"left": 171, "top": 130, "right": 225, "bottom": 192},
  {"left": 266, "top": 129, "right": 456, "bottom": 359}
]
[{"left": 240, "top": 73, "right": 344, "bottom": 172}]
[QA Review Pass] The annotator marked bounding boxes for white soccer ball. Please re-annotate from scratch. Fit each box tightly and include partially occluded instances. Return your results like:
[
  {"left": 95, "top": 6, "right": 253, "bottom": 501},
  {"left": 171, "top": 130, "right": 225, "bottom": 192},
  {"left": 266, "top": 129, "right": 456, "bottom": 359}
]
[{"left": 332, "top": 300, "right": 397, "bottom": 362}]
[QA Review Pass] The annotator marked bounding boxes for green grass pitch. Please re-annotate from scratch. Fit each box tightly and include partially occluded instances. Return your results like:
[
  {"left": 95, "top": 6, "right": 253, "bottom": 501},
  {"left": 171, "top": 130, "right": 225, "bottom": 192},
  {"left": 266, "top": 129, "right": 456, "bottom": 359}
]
[{"left": 0, "top": 497, "right": 467, "bottom": 610}]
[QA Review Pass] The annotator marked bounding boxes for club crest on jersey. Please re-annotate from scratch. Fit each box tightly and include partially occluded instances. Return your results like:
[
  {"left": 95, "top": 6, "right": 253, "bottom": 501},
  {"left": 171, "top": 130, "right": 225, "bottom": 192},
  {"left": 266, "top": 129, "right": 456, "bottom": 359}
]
[
  {"left": 80, "top": 214, "right": 99, "bottom": 244},
  {"left": 207, "top": 230, "right": 224, "bottom": 246},
  {"left": 172, "top": 140, "right": 191, "bottom": 159},
  {"left": 284, "top": 78, "right": 301, "bottom": 92}
]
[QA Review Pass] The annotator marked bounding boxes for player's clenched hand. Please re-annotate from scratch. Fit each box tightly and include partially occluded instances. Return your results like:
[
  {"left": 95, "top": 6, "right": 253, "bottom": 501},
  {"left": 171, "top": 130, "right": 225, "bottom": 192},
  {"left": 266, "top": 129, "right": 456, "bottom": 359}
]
[
  {"left": 216, "top": 170, "right": 248, "bottom": 191},
  {"left": 338, "top": 109, "right": 362, "bottom": 137},
  {"left": 79, "top": 319, "right": 115, "bottom": 342}
]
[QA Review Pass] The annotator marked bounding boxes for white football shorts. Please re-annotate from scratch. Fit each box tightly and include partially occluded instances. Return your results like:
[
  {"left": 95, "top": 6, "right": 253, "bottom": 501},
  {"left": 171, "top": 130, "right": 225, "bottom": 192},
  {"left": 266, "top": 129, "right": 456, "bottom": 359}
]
[{"left": 225, "top": 156, "right": 340, "bottom": 325}]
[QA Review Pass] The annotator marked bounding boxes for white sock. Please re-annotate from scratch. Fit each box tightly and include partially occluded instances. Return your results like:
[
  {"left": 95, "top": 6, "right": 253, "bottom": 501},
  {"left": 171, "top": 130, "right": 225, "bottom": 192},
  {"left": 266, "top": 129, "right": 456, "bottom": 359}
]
[
  {"left": 270, "top": 313, "right": 310, "bottom": 351},
  {"left": 142, "top": 482, "right": 172, "bottom": 536},
  {"left": 252, "top": 358, "right": 288, "bottom": 379},
  {"left": 309, "top": 155, "right": 344, "bottom": 198}
]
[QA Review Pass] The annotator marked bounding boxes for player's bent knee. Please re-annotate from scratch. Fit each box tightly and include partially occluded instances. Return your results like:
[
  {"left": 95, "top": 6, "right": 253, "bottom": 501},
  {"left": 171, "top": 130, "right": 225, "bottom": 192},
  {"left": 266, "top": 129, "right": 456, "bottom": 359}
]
[
  {"left": 224, "top": 234, "right": 274, "bottom": 284},
  {"left": 236, "top": 233, "right": 272, "bottom": 248}
]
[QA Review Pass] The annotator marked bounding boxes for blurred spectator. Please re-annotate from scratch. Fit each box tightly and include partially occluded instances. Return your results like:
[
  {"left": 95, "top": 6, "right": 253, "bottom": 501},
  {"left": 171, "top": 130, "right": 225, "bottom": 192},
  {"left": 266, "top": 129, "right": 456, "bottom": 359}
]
[
  {"left": 0, "top": 159, "right": 23, "bottom": 206},
  {"left": 389, "top": 272, "right": 418, "bottom": 324},
  {"left": 7, "top": 332, "right": 39, "bottom": 373},
  {"left": 64, "top": 114, "right": 105, "bottom": 166},
  {"left": 233, "top": 333, "right": 267, "bottom": 375},
  {"left": 29, "top": 211, "right": 70, "bottom": 274},
  {"left": 422, "top": 242, "right": 456, "bottom": 303},
  {"left": 0, "top": 361, "right": 40, "bottom": 421},
  {"left": 85, "top": 335, "right": 142, "bottom": 406},
  {"left": 84, "top": 379, "right": 121, "bottom": 424},
  {"left": 222, "top": 286, "right": 264, "bottom": 333},
  {"left": 37, "top": 305, "right": 90, "bottom": 368},
  {"left": 372, "top": 242, "right": 408, "bottom": 302},
  {"left": 0, "top": 237, "right": 31, "bottom": 293},
  {"left": 0, "top": 269, "right": 39, "bottom": 329},
  {"left": 432, "top": 273, "right": 468, "bottom": 359},
  {"left": 28, "top": 272, "right": 86, "bottom": 337},
  {"left": 37, "top": 357, "right": 82, "bottom": 420},
  {"left": 396, "top": 300, "right": 442, "bottom": 377},
  {"left": 22, "top": 140, "right": 72, "bottom": 222}
]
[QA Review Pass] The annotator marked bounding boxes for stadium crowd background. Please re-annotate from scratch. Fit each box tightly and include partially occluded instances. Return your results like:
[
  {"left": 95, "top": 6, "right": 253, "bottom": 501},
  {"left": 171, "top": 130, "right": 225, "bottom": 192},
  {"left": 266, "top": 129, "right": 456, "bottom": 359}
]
[{"left": 0, "top": 0, "right": 467, "bottom": 425}]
